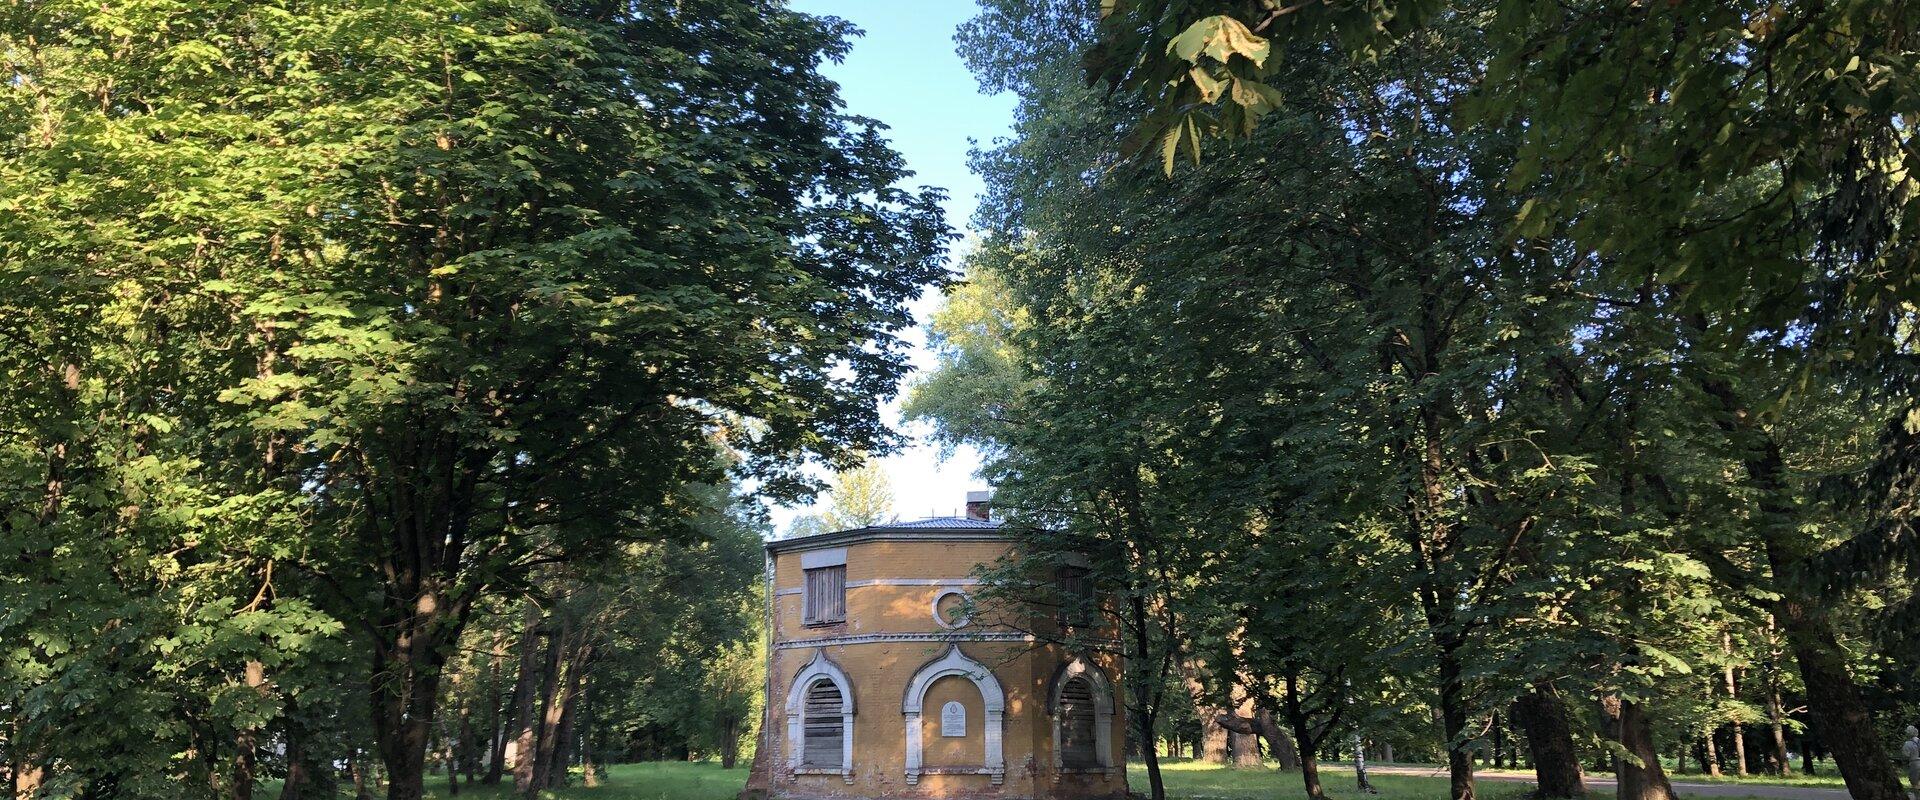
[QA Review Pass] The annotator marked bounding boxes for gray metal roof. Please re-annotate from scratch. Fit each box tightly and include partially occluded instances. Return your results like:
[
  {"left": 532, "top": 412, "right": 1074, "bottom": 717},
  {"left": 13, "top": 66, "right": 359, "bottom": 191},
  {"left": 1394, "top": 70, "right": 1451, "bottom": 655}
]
[
  {"left": 766, "top": 515, "right": 1004, "bottom": 553},
  {"left": 868, "top": 515, "right": 1001, "bottom": 530}
]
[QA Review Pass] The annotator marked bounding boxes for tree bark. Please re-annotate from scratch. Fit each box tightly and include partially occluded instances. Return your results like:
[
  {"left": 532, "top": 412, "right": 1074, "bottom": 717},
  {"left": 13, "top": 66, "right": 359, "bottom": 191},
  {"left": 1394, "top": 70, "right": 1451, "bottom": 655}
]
[
  {"left": 444, "top": 736, "right": 460, "bottom": 796},
  {"left": 531, "top": 622, "right": 592, "bottom": 794},
  {"left": 720, "top": 710, "right": 741, "bottom": 770},
  {"left": 1435, "top": 636, "right": 1477, "bottom": 800},
  {"left": 480, "top": 627, "right": 509, "bottom": 785},
  {"left": 1721, "top": 637, "right": 1748, "bottom": 777},
  {"left": 1601, "top": 695, "right": 1675, "bottom": 800},
  {"left": 1228, "top": 691, "right": 1263, "bottom": 768},
  {"left": 1128, "top": 592, "right": 1168, "bottom": 800},
  {"left": 507, "top": 607, "right": 543, "bottom": 794},
  {"left": 1766, "top": 685, "right": 1792, "bottom": 777},
  {"left": 1353, "top": 733, "right": 1378, "bottom": 793},
  {"left": 1266, "top": 710, "right": 1301, "bottom": 770},
  {"left": 230, "top": 660, "right": 268, "bottom": 800},
  {"left": 1512, "top": 682, "right": 1586, "bottom": 798},
  {"left": 1690, "top": 341, "right": 1908, "bottom": 800},
  {"left": 1763, "top": 617, "right": 1793, "bottom": 777},
  {"left": 370, "top": 576, "right": 468, "bottom": 800},
  {"left": 279, "top": 709, "right": 336, "bottom": 800},
  {"left": 1200, "top": 713, "right": 1229, "bottom": 765},
  {"left": 1704, "top": 726, "right": 1722, "bottom": 777},
  {"left": 524, "top": 621, "right": 564, "bottom": 794},
  {"left": 12, "top": 764, "right": 43, "bottom": 800},
  {"left": 349, "top": 750, "right": 372, "bottom": 800},
  {"left": 1280, "top": 674, "right": 1328, "bottom": 800}
]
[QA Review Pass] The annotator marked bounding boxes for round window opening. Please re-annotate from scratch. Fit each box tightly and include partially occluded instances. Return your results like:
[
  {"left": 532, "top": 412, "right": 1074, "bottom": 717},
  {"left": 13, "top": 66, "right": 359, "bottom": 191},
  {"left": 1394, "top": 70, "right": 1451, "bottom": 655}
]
[{"left": 932, "top": 589, "right": 972, "bottom": 629}]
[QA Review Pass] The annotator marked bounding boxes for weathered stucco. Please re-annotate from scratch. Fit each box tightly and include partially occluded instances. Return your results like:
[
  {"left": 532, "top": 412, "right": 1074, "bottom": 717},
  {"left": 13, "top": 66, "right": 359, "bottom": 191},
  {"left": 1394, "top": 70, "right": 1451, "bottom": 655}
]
[{"left": 742, "top": 529, "right": 1129, "bottom": 800}]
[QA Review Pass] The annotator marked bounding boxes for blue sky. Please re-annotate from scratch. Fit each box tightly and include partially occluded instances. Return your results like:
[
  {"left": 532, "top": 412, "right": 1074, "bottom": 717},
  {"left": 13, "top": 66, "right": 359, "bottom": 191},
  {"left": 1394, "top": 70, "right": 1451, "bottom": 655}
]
[{"left": 770, "top": 0, "right": 1015, "bottom": 529}]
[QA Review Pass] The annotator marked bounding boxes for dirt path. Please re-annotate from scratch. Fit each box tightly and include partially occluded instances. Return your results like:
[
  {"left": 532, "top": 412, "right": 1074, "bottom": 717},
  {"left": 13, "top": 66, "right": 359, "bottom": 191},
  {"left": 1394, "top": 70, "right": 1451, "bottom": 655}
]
[{"left": 1360, "top": 765, "right": 1852, "bottom": 800}]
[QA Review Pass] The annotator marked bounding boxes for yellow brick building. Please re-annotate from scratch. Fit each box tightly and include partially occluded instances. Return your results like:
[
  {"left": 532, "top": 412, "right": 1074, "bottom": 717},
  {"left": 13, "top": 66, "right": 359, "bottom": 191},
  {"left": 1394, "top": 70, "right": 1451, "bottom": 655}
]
[{"left": 741, "top": 495, "right": 1128, "bottom": 800}]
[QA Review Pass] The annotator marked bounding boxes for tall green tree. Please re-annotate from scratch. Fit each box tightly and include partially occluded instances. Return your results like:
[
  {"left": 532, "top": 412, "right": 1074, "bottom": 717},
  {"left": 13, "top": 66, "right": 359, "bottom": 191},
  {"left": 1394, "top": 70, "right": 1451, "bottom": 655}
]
[{"left": 1, "top": 2, "right": 947, "bottom": 798}]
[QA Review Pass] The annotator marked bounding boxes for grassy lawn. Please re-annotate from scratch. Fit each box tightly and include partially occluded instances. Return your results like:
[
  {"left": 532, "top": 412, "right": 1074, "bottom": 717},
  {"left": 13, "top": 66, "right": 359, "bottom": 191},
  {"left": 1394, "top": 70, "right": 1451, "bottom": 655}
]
[
  {"left": 283, "top": 758, "right": 1838, "bottom": 799},
  {"left": 1383, "top": 761, "right": 1849, "bottom": 789},
  {"left": 1135, "top": 760, "right": 1533, "bottom": 800}
]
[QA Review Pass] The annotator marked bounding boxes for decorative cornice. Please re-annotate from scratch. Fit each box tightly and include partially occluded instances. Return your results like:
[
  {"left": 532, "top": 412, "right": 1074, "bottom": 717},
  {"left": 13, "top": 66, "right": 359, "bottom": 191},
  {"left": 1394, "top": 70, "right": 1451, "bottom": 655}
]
[
  {"left": 849, "top": 578, "right": 982, "bottom": 588},
  {"left": 774, "top": 631, "right": 1034, "bottom": 650},
  {"left": 773, "top": 578, "right": 980, "bottom": 598},
  {"left": 766, "top": 528, "right": 1007, "bottom": 554}
]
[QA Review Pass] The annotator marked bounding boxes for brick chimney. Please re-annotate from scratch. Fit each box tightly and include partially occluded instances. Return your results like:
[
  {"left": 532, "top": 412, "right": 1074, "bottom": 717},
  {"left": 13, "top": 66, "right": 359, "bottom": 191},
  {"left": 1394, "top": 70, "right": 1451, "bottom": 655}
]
[{"left": 965, "top": 490, "right": 991, "bottom": 521}]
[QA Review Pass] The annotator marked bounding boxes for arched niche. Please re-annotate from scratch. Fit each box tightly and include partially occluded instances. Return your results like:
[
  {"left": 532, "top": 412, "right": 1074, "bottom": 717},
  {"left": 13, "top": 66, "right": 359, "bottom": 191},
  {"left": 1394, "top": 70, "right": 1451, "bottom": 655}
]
[
  {"left": 900, "top": 644, "right": 1005, "bottom": 785},
  {"left": 784, "top": 650, "right": 855, "bottom": 784},
  {"left": 1046, "top": 655, "right": 1117, "bottom": 774}
]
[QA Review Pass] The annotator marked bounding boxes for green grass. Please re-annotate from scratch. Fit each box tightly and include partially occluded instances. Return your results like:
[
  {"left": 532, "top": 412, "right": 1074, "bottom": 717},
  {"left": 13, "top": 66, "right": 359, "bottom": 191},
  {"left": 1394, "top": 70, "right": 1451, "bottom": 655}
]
[
  {"left": 1385, "top": 760, "right": 1849, "bottom": 789},
  {"left": 262, "top": 762, "right": 748, "bottom": 800},
  {"left": 271, "top": 758, "right": 1839, "bottom": 799},
  {"left": 1133, "top": 759, "right": 1533, "bottom": 800}
]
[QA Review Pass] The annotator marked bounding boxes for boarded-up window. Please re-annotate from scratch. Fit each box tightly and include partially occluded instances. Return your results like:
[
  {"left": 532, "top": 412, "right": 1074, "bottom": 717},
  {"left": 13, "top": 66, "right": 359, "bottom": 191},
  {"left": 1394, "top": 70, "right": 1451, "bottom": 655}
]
[
  {"left": 803, "top": 565, "right": 846, "bottom": 625},
  {"left": 1059, "top": 677, "right": 1098, "bottom": 768},
  {"left": 802, "top": 679, "right": 845, "bottom": 768},
  {"left": 1058, "top": 566, "right": 1093, "bottom": 626}
]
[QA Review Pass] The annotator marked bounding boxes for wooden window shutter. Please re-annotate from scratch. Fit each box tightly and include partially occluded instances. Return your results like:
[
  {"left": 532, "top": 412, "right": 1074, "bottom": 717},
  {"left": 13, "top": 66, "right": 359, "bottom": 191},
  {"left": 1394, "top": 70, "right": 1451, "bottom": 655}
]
[
  {"left": 802, "top": 679, "right": 845, "bottom": 768},
  {"left": 1059, "top": 677, "right": 1098, "bottom": 768},
  {"left": 804, "top": 565, "right": 845, "bottom": 624}
]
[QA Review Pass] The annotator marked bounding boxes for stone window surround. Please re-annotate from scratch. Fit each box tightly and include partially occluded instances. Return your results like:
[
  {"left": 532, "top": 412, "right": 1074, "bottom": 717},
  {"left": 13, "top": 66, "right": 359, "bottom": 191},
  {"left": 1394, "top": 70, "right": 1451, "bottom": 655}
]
[
  {"left": 1046, "top": 655, "right": 1118, "bottom": 777},
  {"left": 930, "top": 587, "right": 972, "bottom": 629},
  {"left": 901, "top": 644, "right": 1006, "bottom": 786},
  {"left": 799, "top": 548, "right": 847, "bottom": 627},
  {"left": 784, "top": 651, "right": 855, "bottom": 784}
]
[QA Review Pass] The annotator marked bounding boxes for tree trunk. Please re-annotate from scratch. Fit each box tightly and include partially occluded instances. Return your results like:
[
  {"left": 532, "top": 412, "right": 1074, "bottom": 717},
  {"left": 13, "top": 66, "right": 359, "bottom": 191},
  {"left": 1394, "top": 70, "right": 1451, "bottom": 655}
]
[
  {"left": 1282, "top": 695, "right": 1326, "bottom": 800},
  {"left": 531, "top": 625, "right": 592, "bottom": 794},
  {"left": 1766, "top": 683, "right": 1792, "bottom": 777},
  {"left": 1200, "top": 713, "right": 1229, "bottom": 765},
  {"left": 1492, "top": 713, "right": 1505, "bottom": 771},
  {"left": 508, "top": 607, "right": 544, "bottom": 794},
  {"left": 1775, "top": 599, "right": 1903, "bottom": 800},
  {"left": 349, "top": 751, "right": 372, "bottom": 800},
  {"left": 444, "top": 736, "right": 460, "bottom": 796},
  {"left": 230, "top": 660, "right": 268, "bottom": 800},
  {"left": 720, "top": 713, "right": 741, "bottom": 770},
  {"left": 1512, "top": 682, "right": 1586, "bottom": 799},
  {"left": 1601, "top": 695, "right": 1674, "bottom": 800},
  {"left": 1721, "top": 639, "right": 1748, "bottom": 777},
  {"left": 1436, "top": 637, "right": 1477, "bottom": 800},
  {"left": 1258, "top": 709, "right": 1301, "bottom": 770},
  {"left": 484, "top": 623, "right": 526, "bottom": 785},
  {"left": 526, "top": 622, "right": 565, "bottom": 794},
  {"left": 12, "top": 765, "right": 43, "bottom": 800},
  {"left": 1223, "top": 685, "right": 1261, "bottom": 768},
  {"left": 279, "top": 710, "right": 336, "bottom": 800},
  {"left": 1692, "top": 348, "right": 1907, "bottom": 800},
  {"left": 1353, "top": 733, "right": 1378, "bottom": 793},
  {"left": 370, "top": 579, "right": 466, "bottom": 800},
  {"left": 458, "top": 696, "right": 476, "bottom": 784},
  {"left": 1128, "top": 593, "right": 1167, "bottom": 800},
  {"left": 549, "top": 666, "right": 584, "bottom": 789}
]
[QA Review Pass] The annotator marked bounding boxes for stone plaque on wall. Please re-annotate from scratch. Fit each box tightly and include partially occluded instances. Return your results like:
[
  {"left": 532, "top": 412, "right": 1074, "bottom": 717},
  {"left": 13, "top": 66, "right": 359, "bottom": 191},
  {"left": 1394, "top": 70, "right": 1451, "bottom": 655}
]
[{"left": 941, "top": 701, "right": 966, "bottom": 737}]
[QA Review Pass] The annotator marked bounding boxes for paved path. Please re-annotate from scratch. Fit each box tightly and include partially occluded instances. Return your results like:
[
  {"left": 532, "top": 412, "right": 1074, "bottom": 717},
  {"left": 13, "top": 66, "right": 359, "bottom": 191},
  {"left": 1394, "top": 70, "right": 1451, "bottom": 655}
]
[{"left": 1362, "top": 764, "right": 1852, "bottom": 800}]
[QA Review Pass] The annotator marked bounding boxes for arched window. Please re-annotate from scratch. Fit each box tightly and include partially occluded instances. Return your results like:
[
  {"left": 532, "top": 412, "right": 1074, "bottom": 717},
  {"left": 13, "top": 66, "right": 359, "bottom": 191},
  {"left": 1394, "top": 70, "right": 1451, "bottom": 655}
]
[
  {"left": 802, "top": 679, "right": 846, "bottom": 768},
  {"left": 1047, "top": 656, "right": 1115, "bottom": 774},
  {"left": 1057, "top": 677, "right": 1099, "bottom": 768},
  {"left": 784, "top": 651, "right": 853, "bottom": 782}
]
